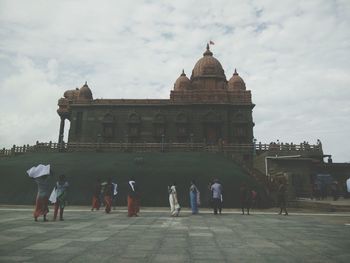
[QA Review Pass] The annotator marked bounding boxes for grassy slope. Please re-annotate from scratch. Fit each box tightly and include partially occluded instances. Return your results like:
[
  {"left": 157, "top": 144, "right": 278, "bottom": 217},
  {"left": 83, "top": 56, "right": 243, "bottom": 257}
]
[{"left": 0, "top": 152, "right": 265, "bottom": 207}]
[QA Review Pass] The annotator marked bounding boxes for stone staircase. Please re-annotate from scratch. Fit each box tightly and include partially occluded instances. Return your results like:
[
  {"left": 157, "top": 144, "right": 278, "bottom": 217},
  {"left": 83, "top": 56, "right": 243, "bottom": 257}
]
[{"left": 223, "top": 152, "right": 274, "bottom": 207}]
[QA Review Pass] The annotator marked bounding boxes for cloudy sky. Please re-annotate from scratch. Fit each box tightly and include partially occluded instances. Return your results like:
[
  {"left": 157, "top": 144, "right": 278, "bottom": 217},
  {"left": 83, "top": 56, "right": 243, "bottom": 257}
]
[{"left": 0, "top": 0, "right": 349, "bottom": 162}]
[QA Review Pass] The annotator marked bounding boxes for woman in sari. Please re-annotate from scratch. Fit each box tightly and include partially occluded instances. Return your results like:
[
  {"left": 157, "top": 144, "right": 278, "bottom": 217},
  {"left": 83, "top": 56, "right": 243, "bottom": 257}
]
[
  {"left": 168, "top": 182, "right": 181, "bottom": 216},
  {"left": 33, "top": 174, "right": 50, "bottom": 222},
  {"left": 189, "top": 180, "right": 200, "bottom": 214},
  {"left": 104, "top": 177, "right": 113, "bottom": 214},
  {"left": 91, "top": 178, "right": 101, "bottom": 211},
  {"left": 127, "top": 178, "right": 140, "bottom": 217}
]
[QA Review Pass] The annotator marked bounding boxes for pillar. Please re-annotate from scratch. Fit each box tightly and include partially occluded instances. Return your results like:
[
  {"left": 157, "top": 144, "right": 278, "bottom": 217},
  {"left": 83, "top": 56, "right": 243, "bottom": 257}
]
[{"left": 58, "top": 116, "right": 65, "bottom": 144}]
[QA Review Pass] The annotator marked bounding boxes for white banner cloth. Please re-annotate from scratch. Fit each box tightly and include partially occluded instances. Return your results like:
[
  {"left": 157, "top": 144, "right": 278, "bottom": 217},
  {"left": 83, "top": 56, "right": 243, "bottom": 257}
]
[
  {"left": 26, "top": 164, "right": 50, "bottom": 178},
  {"left": 49, "top": 188, "right": 57, "bottom": 203}
]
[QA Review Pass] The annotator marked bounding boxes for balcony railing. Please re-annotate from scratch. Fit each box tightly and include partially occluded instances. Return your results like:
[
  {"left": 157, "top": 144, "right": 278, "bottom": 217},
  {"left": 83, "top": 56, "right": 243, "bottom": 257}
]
[{"left": 0, "top": 141, "right": 322, "bottom": 156}]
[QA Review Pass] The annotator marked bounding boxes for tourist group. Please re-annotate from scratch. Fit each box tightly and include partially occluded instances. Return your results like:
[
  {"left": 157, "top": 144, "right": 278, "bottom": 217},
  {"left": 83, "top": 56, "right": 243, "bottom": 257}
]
[{"left": 27, "top": 164, "right": 289, "bottom": 222}]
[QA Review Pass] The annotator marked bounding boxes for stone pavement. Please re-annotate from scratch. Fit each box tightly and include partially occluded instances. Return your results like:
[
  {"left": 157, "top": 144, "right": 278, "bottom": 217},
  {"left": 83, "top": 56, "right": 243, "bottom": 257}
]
[{"left": 0, "top": 206, "right": 350, "bottom": 263}]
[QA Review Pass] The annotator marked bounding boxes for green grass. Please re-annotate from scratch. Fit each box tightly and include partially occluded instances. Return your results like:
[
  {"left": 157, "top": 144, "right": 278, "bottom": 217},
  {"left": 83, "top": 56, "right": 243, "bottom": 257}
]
[{"left": 0, "top": 152, "right": 267, "bottom": 207}]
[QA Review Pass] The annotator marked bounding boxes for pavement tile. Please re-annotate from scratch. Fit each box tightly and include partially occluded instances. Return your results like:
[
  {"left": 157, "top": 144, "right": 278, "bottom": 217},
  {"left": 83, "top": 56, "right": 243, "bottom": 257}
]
[
  {"left": 152, "top": 254, "right": 189, "bottom": 262},
  {"left": 24, "top": 238, "right": 73, "bottom": 250}
]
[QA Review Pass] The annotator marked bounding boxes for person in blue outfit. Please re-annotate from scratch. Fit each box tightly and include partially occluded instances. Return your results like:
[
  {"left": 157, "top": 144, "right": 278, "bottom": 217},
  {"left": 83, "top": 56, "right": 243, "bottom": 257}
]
[
  {"left": 53, "top": 174, "right": 69, "bottom": 221},
  {"left": 189, "top": 180, "right": 200, "bottom": 214}
]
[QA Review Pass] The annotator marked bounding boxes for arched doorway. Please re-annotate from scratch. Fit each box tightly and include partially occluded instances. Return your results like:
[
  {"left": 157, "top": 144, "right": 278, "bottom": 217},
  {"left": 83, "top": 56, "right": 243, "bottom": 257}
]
[{"left": 202, "top": 111, "right": 222, "bottom": 145}]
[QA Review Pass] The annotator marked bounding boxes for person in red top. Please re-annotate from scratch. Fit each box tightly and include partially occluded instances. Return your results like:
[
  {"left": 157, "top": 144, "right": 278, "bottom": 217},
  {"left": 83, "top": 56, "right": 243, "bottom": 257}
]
[{"left": 91, "top": 178, "right": 101, "bottom": 211}]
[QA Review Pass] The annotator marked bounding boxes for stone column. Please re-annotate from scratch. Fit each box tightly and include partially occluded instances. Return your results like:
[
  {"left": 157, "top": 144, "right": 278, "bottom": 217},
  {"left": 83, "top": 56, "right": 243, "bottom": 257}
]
[{"left": 58, "top": 116, "right": 65, "bottom": 144}]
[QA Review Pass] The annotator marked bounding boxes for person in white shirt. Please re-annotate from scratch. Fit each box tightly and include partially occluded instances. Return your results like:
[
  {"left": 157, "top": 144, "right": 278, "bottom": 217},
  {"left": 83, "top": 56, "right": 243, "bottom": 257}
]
[{"left": 210, "top": 179, "right": 223, "bottom": 215}]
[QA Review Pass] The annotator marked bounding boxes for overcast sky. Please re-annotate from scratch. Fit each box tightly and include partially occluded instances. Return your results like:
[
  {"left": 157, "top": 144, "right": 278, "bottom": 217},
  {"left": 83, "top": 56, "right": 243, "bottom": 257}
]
[{"left": 0, "top": 0, "right": 349, "bottom": 162}]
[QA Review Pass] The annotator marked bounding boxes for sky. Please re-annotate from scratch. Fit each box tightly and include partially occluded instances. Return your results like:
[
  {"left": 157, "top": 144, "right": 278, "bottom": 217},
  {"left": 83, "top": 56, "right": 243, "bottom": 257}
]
[{"left": 0, "top": 0, "right": 349, "bottom": 162}]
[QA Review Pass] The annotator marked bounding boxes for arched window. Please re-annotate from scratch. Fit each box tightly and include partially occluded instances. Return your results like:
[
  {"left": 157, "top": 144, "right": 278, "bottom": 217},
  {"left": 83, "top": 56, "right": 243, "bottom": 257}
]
[
  {"left": 153, "top": 113, "right": 166, "bottom": 138},
  {"left": 127, "top": 112, "right": 141, "bottom": 139},
  {"left": 175, "top": 113, "right": 189, "bottom": 142},
  {"left": 102, "top": 114, "right": 115, "bottom": 138}
]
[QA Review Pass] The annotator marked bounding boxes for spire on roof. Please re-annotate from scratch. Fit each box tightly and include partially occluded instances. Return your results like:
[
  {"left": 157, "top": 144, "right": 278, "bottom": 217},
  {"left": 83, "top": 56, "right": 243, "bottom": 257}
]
[{"left": 203, "top": 43, "right": 213, "bottom": 56}]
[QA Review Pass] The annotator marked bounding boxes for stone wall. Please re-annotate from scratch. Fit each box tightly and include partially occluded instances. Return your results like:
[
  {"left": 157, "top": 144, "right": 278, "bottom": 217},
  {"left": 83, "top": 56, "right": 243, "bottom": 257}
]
[{"left": 66, "top": 103, "right": 254, "bottom": 146}]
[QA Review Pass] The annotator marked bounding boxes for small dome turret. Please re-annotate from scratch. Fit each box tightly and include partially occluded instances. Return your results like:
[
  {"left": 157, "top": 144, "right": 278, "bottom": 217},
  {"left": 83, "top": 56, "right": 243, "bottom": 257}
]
[
  {"left": 228, "top": 69, "right": 246, "bottom": 90},
  {"left": 78, "top": 81, "right": 93, "bottom": 100},
  {"left": 174, "top": 70, "right": 191, "bottom": 91}
]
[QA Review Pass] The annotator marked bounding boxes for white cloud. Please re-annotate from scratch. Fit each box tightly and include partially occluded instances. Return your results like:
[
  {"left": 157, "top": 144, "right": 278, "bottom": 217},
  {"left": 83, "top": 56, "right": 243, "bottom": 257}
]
[
  {"left": 0, "top": 0, "right": 349, "bottom": 162},
  {"left": 0, "top": 55, "right": 61, "bottom": 146}
]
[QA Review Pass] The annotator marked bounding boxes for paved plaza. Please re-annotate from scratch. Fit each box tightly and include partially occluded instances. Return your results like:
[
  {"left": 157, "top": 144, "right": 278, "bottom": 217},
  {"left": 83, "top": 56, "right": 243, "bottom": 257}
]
[{"left": 0, "top": 206, "right": 349, "bottom": 263}]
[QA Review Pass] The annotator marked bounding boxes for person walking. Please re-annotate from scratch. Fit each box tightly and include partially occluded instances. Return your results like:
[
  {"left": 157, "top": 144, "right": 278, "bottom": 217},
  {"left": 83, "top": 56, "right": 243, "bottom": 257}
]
[
  {"left": 53, "top": 174, "right": 69, "bottom": 221},
  {"left": 33, "top": 174, "right": 51, "bottom": 222},
  {"left": 211, "top": 179, "right": 223, "bottom": 215},
  {"left": 100, "top": 180, "right": 107, "bottom": 207},
  {"left": 278, "top": 181, "right": 288, "bottom": 216},
  {"left": 104, "top": 177, "right": 113, "bottom": 214},
  {"left": 239, "top": 183, "right": 252, "bottom": 215},
  {"left": 91, "top": 178, "right": 101, "bottom": 211},
  {"left": 168, "top": 182, "right": 181, "bottom": 216},
  {"left": 127, "top": 178, "right": 140, "bottom": 217},
  {"left": 189, "top": 180, "right": 200, "bottom": 214},
  {"left": 112, "top": 181, "right": 118, "bottom": 210}
]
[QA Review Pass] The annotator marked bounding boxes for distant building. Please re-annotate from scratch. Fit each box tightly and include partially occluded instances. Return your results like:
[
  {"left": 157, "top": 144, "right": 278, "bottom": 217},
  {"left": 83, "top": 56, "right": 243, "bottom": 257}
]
[
  {"left": 57, "top": 44, "right": 254, "bottom": 153},
  {"left": 56, "top": 44, "right": 350, "bottom": 201}
]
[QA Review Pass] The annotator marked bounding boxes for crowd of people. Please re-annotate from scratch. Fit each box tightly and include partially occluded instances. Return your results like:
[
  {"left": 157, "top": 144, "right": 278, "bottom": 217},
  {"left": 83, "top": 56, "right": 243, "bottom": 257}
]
[
  {"left": 31, "top": 172, "right": 291, "bottom": 222},
  {"left": 91, "top": 177, "right": 139, "bottom": 217},
  {"left": 265, "top": 139, "right": 322, "bottom": 152},
  {"left": 311, "top": 180, "right": 344, "bottom": 201}
]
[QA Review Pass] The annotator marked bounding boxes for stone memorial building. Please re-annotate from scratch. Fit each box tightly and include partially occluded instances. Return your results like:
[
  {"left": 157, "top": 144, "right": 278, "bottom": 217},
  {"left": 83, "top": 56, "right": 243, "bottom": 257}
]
[{"left": 57, "top": 44, "right": 254, "bottom": 148}]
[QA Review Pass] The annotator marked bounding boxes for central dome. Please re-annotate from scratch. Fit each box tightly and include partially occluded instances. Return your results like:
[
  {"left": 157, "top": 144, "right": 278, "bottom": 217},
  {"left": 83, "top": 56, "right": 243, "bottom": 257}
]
[{"left": 191, "top": 44, "right": 226, "bottom": 80}]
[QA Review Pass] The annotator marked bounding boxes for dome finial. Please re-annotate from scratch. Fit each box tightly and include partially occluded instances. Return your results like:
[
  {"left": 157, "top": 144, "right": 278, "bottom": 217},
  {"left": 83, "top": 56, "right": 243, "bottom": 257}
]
[
  {"left": 203, "top": 43, "right": 213, "bottom": 56},
  {"left": 181, "top": 69, "right": 186, "bottom": 76},
  {"left": 234, "top": 68, "right": 238, "bottom": 75},
  {"left": 84, "top": 81, "right": 88, "bottom": 86}
]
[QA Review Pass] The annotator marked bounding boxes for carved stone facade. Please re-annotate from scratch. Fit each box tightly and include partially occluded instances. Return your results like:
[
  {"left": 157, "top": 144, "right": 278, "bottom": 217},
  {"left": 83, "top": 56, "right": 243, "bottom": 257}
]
[{"left": 57, "top": 45, "right": 255, "bottom": 146}]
